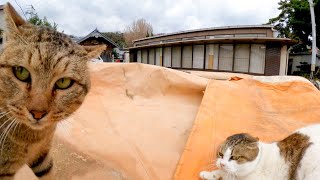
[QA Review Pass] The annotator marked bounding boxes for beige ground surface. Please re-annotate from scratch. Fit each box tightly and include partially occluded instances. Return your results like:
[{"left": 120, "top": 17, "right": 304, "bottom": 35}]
[{"left": 14, "top": 63, "right": 311, "bottom": 180}]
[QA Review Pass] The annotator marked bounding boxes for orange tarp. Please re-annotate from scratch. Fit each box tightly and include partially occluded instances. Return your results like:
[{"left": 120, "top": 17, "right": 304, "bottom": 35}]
[
  {"left": 16, "top": 63, "right": 208, "bottom": 180},
  {"left": 15, "top": 63, "right": 320, "bottom": 180},
  {"left": 174, "top": 78, "right": 320, "bottom": 180}
]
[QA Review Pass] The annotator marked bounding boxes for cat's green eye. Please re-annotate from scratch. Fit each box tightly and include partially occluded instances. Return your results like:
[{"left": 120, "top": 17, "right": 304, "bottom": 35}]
[
  {"left": 55, "top": 78, "right": 74, "bottom": 90},
  {"left": 13, "top": 66, "right": 31, "bottom": 82}
]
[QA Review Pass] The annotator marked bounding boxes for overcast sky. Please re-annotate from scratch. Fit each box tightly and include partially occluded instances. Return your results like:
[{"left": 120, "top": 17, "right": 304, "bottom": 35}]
[{"left": 5, "top": 0, "right": 281, "bottom": 36}]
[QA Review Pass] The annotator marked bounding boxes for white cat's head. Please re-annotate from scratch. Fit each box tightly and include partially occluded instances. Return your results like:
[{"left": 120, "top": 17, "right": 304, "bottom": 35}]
[{"left": 216, "top": 133, "right": 260, "bottom": 177}]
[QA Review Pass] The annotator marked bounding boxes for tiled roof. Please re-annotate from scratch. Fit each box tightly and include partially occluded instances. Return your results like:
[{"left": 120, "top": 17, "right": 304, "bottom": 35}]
[{"left": 76, "top": 28, "right": 118, "bottom": 48}]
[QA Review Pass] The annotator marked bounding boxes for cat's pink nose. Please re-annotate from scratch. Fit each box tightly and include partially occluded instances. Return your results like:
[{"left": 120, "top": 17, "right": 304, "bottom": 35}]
[
  {"left": 30, "top": 110, "right": 47, "bottom": 121},
  {"left": 220, "top": 162, "right": 225, "bottom": 168}
]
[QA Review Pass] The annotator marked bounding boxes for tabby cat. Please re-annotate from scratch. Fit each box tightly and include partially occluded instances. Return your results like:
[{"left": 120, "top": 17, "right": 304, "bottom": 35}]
[
  {"left": 200, "top": 124, "right": 320, "bottom": 180},
  {"left": 0, "top": 3, "right": 105, "bottom": 179}
]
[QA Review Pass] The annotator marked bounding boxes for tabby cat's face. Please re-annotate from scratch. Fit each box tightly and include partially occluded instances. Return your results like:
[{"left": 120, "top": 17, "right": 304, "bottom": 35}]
[
  {"left": 0, "top": 5, "right": 105, "bottom": 129},
  {"left": 216, "top": 133, "right": 260, "bottom": 177}
]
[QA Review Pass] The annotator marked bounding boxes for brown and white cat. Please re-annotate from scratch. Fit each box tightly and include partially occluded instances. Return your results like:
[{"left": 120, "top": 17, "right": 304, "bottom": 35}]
[
  {"left": 200, "top": 124, "right": 320, "bottom": 180},
  {"left": 0, "top": 3, "right": 105, "bottom": 179}
]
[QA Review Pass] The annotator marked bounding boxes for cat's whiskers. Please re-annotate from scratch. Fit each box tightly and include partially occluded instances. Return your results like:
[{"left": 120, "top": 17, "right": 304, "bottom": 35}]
[
  {"left": 0, "top": 119, "right": 19, "bottom": 155},
  {"left": 0, "top": 111, "right": 11, "bottom": 120},
  {"left": 0, "top": 116, "right": 15, "bottom": 155},
  {"left": 0, "top": 118, "right": 13, "bottom": 154},
  {"left": 11, "top": 119, "right": 20, "bottom": 137},
  {"left": 0, "top": 118, "right": 12, "bottom": 130},
  {"left": 0, "top": 2, "right": 102, "bottom": 176},
  {"left": 0, "top": 117, "right": 15, "bottom": 140}
]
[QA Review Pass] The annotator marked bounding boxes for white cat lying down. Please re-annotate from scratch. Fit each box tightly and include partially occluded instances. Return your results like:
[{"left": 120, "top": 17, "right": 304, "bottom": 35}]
[{"left": 200, "top": 124, "right": 320, "bottom": 180}]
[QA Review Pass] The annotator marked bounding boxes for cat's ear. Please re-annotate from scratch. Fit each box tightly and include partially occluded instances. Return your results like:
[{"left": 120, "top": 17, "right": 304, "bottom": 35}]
[
  {"left": 83, "top": 45, "right": 106, "bottom": 59},
  {"left": 4, "top": 3, "right": 27, "bottom": 41},
  {"left": 5, "top": 3, "right": 26, "bottom": 33}
]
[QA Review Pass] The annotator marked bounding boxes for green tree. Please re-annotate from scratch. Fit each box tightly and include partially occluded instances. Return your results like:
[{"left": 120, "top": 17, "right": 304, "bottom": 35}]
[
  {"left": 102, "top": 31, "right": 127, "bottom": 48},
  {"left": 293, "top": 62, "right": 320, "bottom": 79},
  {"left": 25, "top": 5, "right": 58, "bottom": 30},
  {"left": 268, "top": 0, "right": 319, "bottom": 52},
  {"left": 112, "top": 49, "right": 119, "bottom": 59}
]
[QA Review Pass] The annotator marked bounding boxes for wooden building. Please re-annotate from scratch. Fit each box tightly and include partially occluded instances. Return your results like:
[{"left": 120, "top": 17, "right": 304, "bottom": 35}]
[
  {"left": 129, "top": 25, "right": 295, "bottom": 75},
  {"left": 77, "top": 28, "right": 118, "bottom": 62}
]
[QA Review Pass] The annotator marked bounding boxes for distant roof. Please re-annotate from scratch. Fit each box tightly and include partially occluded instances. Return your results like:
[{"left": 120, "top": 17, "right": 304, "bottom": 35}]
[
  {"left": 133, "top": 25, "right": 274, "bottom": 42},
  {"left": 0, "top": 5, "right": 4, "bottom": 10},
  {"left": 130, "top": 37, "right": 294, "bottom": 50},
  {"left": 76, "top": 28, "right": 119, "bottom": 48}
]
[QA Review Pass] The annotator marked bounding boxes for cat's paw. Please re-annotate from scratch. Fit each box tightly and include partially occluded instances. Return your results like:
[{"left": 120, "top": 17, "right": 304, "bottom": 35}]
[{"left": 199, "top": 171, "right": 222, "bottom": 180}]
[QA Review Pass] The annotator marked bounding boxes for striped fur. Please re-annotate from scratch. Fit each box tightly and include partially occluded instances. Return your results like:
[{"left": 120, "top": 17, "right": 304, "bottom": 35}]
[
  {"left": 30, "top": 152, "right": 54, "bottom": 177},
  {"left": 0, "top": 3, "right": 105, "bottom": 178}
]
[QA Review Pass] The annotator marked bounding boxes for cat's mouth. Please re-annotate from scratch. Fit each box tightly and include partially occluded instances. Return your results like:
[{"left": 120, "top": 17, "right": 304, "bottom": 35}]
[
  {"left": 27, "top": 120, "right": 50, "bottom": 130},
  {"left": 25, "top": 114, "right": 53, "bottom": 129},
  {"left": 29, "top": 122, "right": 48, "bottom": 130}
]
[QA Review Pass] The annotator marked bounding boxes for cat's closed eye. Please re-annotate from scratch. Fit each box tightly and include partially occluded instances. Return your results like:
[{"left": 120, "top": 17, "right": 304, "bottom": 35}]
[
  {"left": 230, "top": 156, "right": 241, "bottom": 160},
  {"left": 218, "top": 152, "right": 224, "bottom": 157}
]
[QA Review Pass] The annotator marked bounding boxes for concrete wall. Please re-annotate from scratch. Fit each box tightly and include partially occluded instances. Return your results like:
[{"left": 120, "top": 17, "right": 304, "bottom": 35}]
[
  {"left": 124, "top": 52, "right": 130, "bottom": 63},
  {"left": 0, "top": 6, "right": 5, "bottom": 49},
  {"left": 289, "top": 54, "right": 320, "bottom": 74},
  {"left": 0, "top": 6, "right": 5, "bottom": 29}
]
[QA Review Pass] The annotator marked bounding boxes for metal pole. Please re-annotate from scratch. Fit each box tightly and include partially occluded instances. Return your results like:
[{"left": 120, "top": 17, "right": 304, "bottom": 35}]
[{"left": 309, "top": 0, "right": 317, "bottom": 79}]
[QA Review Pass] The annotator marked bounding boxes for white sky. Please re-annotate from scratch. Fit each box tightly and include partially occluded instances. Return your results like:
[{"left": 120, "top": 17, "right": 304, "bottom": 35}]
[{"left": 4, "top": 0, "right": 281, "bottom": 36}]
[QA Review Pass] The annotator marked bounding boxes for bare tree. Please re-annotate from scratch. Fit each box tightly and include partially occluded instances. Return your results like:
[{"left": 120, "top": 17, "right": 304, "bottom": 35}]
[{"left": 124, "top": 18, "right": 153, "bottom": 47}]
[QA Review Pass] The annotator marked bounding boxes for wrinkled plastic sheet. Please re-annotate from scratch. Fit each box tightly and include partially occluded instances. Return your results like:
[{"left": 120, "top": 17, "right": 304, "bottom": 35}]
[
  {"left": 17, "top": 63, "right": 207, "bottom": 180},
  {"left": 15, "top": 63, "right": 320, "bottom": 180},
  {"left": 174, "top": 77, "right": 320, "bottom": 180}
]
